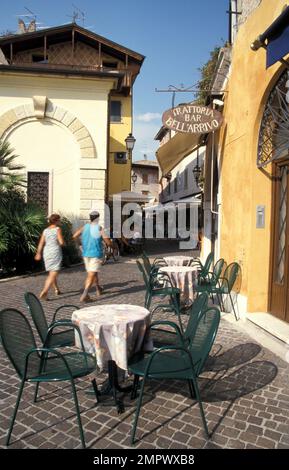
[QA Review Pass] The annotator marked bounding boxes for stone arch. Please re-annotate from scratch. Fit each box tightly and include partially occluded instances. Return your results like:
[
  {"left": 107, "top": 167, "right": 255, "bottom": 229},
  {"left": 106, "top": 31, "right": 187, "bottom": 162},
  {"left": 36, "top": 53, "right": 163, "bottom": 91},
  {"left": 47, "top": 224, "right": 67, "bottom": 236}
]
[{"left": 0, "top": 98, "right": 96, "bottom": 159}]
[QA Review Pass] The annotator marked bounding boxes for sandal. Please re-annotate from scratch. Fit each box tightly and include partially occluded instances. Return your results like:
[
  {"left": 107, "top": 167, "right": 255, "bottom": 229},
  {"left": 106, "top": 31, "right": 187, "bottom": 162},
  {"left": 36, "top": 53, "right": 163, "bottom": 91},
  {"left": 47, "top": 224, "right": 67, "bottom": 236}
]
[
  {"left": 39, "top": 292, "right": 48, "bottom": 301},
  {"left": 54, "top": 289, "right": 61, "bottom": 295}
]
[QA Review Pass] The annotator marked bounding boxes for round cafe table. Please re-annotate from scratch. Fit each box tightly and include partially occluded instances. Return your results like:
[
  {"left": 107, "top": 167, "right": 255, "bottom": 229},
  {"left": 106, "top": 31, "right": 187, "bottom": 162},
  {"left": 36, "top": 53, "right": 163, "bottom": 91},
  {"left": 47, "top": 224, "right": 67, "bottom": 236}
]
[
  {"left": 72, "top": 304, "right": 152, "bottom": 414},
  {"left": 159, "top": 265, "right": 197, "bottom": 301},
  {"left": 163, "top": 255, "right": 196, "bottom": 267},
  {"left": 72, "top": 304, "right": 152, "bottom": 372}
]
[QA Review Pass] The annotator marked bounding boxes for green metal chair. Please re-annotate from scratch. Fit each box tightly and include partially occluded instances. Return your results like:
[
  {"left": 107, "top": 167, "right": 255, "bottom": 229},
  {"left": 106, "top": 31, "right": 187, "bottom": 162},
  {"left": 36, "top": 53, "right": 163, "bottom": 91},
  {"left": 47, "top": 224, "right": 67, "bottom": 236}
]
[
  {"left": 0, "top": 308, "right": 98, "bottom": 449},
  {"left": 141, "top": 252, "right": 166, "bottom": 278},
  {"left": 210, "top": 262, "right": 241, "bottom": 321},
  {"left": 195, "top": 258, "right": 226, "bottom": 295},
  {"left": 24, "top": 292, "right": 78, "bottom": 348},
  {"left": 149, "top": 292, "right": 209, "bottom": 346},
  {"left": 128, "top": 305, "right": 221, "bottom": 444},
  {"left": 190, "top": 252, "right": 214, "bottom": 279},
  {"left": 136, "top": 259, "right": 181, "bottom": 313}
]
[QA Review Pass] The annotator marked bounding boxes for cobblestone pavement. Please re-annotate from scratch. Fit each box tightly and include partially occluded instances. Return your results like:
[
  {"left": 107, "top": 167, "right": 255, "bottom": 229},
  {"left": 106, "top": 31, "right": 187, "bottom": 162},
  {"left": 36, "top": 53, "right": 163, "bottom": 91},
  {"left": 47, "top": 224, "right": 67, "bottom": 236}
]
[{"left": 0, "top": 254, "right": 289, "bottom": 449}]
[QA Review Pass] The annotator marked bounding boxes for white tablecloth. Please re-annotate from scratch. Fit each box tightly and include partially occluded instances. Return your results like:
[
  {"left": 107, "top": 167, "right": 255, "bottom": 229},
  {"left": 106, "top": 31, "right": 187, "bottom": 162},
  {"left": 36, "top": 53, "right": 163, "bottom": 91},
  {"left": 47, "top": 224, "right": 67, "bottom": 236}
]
[
  {"left": 159, "top": 266, "right": 197, "bottom": 301},
  {"left": 72, "top": 304, "right": 151, "bottom": 371},
  {"left": 163, "top": 255, "right": 196, "bottom": 267}
]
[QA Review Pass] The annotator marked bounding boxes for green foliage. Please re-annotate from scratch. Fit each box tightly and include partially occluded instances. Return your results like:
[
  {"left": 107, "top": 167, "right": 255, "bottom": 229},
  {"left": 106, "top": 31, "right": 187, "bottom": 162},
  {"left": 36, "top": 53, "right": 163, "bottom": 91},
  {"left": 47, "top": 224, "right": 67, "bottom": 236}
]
[
  {"left": 0, "top": 188, "right": 47, "bottom": 273},
  {"left": 0, "top": 139, "right": 80, "bottom": 274},
  {"left": 195, "top": 46, "right": 221, "bottom": 105},
  {"left": 0, "top": 139, "right": 26, "bottom": 189},
  {"left": 60, "top": 215, "right": 81, "bottom": 267}
]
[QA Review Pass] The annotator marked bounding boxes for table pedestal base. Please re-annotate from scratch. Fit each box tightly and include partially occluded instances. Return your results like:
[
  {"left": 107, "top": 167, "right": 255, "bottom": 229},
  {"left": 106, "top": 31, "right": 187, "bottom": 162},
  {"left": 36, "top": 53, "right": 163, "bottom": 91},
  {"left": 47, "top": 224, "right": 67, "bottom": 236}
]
[{"left": 88, "top": 360, "right": 133, "bottom": 414}]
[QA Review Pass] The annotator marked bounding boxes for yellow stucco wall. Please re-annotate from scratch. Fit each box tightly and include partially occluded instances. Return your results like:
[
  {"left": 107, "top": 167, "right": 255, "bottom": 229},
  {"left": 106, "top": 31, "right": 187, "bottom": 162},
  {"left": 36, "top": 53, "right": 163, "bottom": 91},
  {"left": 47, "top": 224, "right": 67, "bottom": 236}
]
[
  {"left": 108, "top": 95, "right": 132, "bottom": 195},
  {"left": 220, "top": 0, "right": 288, "bottom": 312},
  {"left": 0, "top": 72, "right": 115, "bottom": 222}
]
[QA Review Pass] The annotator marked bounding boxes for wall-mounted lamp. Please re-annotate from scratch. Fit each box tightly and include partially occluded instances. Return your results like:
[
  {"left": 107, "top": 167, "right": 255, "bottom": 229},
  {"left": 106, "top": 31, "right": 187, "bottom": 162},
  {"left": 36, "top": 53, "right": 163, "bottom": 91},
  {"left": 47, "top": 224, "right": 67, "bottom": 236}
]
[
  {"left": 164, "top": 172, "right": 172, "bottom": 181},
  {"left": 125, "top": 133, "right": 136, "bottom": 158},
  {"left": 131, "top": 171, "right": 137, "bottom": 185},
  {"left": 193, "top": 148, "right": 202, "bottom": 186},
  {"left": 192, "top": 165, "right": 202, "bottom": 184}
]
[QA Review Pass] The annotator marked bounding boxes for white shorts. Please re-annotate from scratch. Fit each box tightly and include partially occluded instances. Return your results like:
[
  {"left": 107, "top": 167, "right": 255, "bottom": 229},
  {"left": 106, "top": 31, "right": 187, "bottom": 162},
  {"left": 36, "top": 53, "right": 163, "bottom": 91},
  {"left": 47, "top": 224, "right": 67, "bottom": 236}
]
[{"left": 83, "top": 257, "right": 102, "bottom": 272}]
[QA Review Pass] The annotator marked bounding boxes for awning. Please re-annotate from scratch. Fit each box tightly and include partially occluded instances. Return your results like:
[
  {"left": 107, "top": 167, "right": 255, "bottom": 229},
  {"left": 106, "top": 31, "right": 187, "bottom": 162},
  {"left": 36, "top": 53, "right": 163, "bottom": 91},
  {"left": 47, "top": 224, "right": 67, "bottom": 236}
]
[
  {"left": 156, "top": 132, "right": 201, "bottom": 175},
  {"left": 143, "top": 196, "right": 201, "bottom": 213},
  {"left": 109, "top": 191, "right": 154, "bottom": 203},
  {"left": 143, "top": 203, "right": 165, "bottom": 213},
  {"left": 251, "top": 6, "right": 289, "bottom": 68},
  {"left": 173, "top": 196, "right": 201, "bottom": 205}
]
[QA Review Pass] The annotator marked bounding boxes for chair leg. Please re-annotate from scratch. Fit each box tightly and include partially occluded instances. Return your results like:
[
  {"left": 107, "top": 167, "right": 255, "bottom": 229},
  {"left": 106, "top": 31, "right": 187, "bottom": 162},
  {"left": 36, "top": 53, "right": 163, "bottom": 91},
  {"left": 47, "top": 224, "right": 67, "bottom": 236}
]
[
  {"left": 131, "top": 375, "right": 140, "bottom": 400},
  {"left": 146, "top": 294, "right": 152, "bottom": 310},
  {"left": 91, "top": 378, "right": 100, "bottom": 404},
  {"left": 187, "top": 380, "right": 195, "bottom": 399},
  {"left": 144, "top": 291, "right": 148, "bottom": 308},
  {"left": 6, "top": 379, "right": 25, "bottom": 446},
  {"left": 229, "top": 292, "right": 239, "bottom": 321},
  {"left": 34, "top": 382, "right": 40, "bottom": 403},
  {"left": 216, "top": 293, "right": 222, "bottom": 310},
  {"left": 191, "top": 377, "right": 210, "bottom": 438},
  {"left": 218, "top": 293, "right": 225, "bottom": 312},
  {"left": 131, "top": 376, "right": 146, "bottom": 445},
  {"left": 69, "top": 379, "right": 86, "bottom": 449}
]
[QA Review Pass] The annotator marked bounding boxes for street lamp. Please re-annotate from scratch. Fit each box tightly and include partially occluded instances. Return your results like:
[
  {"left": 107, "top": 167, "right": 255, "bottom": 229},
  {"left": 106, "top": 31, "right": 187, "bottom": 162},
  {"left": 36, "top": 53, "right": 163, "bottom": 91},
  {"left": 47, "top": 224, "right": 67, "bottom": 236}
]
[
  {"left": 192, "top": 165, "right": 202, "bottom": 185},
  {"left": 193, "top": 148, "right": 202, "bottom": 186},
  {"left": 125, "top": 132, "right": 136, "bottom": 158},
  {"left": 131, "top": 171, "right": 137, "bottom": 186}
]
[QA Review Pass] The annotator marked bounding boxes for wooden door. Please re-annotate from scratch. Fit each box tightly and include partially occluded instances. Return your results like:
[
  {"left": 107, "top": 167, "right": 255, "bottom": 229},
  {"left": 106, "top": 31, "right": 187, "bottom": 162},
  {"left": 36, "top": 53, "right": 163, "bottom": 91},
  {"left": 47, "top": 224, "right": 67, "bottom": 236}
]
[{"left": 270, "top": 162, "right": 289, "bottom": 322}]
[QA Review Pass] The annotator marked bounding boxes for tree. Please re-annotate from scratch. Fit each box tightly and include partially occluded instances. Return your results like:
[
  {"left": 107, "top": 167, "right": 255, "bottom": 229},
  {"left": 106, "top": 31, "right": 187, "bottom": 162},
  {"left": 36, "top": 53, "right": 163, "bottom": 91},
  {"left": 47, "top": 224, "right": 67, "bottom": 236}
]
[
  {"left": 195, "top": 46, "right": 221, "bottom": 105},
  {"left": 0, "top": 139, "right": 26, "bottom": 189}
]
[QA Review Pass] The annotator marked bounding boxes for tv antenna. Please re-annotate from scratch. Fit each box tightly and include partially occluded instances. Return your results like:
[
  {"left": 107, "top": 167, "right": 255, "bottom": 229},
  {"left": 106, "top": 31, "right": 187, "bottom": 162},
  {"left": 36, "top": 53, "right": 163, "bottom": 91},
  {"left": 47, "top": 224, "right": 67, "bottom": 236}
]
[
  {"left": 67, "top": 4, "right": 85, "bottom": 26},
  {"left": 23, "top": 6, "right": 37, "bottom": 21},
  {"left": 155, "top": 84, "right": 198, "bottom": 108}
]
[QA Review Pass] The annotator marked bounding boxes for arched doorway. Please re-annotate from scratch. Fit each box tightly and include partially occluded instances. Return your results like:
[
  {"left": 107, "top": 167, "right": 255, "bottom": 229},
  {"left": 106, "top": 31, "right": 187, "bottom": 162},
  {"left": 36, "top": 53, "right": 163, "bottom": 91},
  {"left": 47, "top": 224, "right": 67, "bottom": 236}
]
[
  {"left": 258, "top": 70, "right": 289, "bottom": 322},
  {"left": 7, "top": 119, "right": 80, "bottom": 216}
]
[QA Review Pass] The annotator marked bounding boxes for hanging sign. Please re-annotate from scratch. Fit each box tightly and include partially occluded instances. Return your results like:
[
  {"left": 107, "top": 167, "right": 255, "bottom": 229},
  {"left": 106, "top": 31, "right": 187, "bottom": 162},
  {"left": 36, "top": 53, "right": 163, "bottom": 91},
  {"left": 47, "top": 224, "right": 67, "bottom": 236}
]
[{"left": 162, "top": 103, "right": 223, "bottom": 134}]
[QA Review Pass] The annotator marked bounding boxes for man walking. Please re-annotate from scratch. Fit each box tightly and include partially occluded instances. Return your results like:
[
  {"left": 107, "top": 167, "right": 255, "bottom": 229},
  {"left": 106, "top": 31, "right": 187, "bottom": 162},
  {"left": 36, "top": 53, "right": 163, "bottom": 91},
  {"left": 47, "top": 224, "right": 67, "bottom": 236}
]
[{"left": 73, "top": 210, "right": 111, "bottom": 302}]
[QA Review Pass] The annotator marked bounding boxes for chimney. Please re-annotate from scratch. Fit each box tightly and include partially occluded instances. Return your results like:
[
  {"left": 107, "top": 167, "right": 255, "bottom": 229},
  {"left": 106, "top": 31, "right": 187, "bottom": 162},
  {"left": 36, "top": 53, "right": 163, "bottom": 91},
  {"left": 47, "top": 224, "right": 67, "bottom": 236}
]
[
  {"left": 17, "top": 19, "right": 36, "bottom": 34},
  {"left": 18, "top": 19, "right": 26, "bottom": 34},
  {"left": 27, "top": 20, "right": 36, "bottom": 32}
]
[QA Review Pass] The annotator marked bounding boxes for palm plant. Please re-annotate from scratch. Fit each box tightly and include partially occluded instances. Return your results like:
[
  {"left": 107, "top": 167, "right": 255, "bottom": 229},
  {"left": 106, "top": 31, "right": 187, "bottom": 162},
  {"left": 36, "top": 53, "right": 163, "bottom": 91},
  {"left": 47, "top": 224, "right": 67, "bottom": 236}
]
[
  {"left": 0, "top": 189, "right": 46, "bottom": 273},
  {"left": 0, "top": 139, "right": 26, "bottom": 189}
]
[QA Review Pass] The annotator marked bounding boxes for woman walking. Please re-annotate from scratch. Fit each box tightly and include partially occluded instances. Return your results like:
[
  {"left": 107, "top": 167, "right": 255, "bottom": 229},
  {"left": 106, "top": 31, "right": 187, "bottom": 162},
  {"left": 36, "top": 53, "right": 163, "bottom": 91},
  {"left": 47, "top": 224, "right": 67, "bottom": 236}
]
[{"left": 35, "top": 213, "right": 64, "bottom": 300}]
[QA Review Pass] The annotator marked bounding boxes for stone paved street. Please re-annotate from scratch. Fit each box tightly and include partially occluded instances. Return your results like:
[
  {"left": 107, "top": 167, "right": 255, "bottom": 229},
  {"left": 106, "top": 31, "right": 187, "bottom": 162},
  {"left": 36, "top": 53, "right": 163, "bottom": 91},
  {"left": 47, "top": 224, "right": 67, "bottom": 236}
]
[{"left": 0, "top": 250, "right": 289, "bottom": 449}]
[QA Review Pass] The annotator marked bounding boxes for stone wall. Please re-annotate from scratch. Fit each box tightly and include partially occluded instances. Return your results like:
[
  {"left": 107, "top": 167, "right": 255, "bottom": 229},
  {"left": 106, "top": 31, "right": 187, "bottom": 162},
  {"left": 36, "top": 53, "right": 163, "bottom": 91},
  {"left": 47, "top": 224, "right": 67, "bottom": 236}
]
[
  {"left": 79, "top": 169, "right": 106, "bottom": 221},
  {"left": 237, "top": 0, "right": 263, "bottom": 28}
]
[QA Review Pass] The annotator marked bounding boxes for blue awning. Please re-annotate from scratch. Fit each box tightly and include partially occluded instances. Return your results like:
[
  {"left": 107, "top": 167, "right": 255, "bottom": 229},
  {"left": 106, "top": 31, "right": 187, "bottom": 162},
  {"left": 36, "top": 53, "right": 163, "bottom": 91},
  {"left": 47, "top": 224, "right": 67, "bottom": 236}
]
[{"left": 259, "top": 6, "right": 289, "bottom": 68}]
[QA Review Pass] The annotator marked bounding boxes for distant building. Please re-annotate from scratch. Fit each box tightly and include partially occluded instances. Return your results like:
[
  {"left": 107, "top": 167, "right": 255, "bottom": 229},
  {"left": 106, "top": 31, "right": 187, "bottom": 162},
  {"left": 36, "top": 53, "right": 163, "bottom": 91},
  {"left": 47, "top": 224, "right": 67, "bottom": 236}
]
[
  {"left": 0, "top": 21, "right": 144, "bottom": 223},
  {"left": 131, "top": 159, "right": 159, "bottom": 202},
  {"left": 155, "top": 124, "right": 204, "bottom": 205}
]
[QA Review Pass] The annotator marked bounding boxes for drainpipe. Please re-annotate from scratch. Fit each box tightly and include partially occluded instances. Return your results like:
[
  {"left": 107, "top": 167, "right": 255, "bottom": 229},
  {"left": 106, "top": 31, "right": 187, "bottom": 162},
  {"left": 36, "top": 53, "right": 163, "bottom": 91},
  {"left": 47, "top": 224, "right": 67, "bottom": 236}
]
[
  {"left": 210, "top": 130, "right": 219, "bottom": 216},
  {"left": 209, "top": 99, "right": 224, "bottom": 258}
]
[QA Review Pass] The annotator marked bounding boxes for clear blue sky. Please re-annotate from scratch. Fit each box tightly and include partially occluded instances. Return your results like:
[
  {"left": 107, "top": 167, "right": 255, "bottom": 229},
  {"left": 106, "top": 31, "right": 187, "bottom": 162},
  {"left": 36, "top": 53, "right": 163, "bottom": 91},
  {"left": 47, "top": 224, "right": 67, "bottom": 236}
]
[{"left": 0, "top": 0, "right": 229, "bottom": 161}]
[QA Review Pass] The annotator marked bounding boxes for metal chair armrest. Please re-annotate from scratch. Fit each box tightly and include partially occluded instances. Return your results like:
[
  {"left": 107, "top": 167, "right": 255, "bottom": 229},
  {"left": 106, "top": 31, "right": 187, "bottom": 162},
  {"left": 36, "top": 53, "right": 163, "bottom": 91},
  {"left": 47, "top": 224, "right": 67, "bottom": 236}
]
[
  {"left": 53, "top": 304, "right": 79, "bottom": 322},
  {"left": 45, "top": 321, "right": 86, "bottom": 354},
  {"left": 216, "top": 276, "right": 229, "bottom": 290},
  {"left": 24, "top": 347, "right": 79, "bottom": 380},
  {"left": 150, "top": 303, "right": 178, "bottom": 315},
  {"left": 149, "top": 320, "right": 184, "bottom": 345},
  {"left": 142, "top": 345, "right": 194, "bottom": 377}
]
